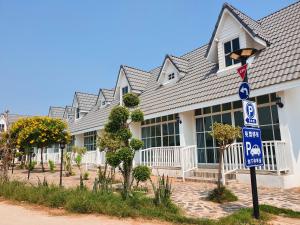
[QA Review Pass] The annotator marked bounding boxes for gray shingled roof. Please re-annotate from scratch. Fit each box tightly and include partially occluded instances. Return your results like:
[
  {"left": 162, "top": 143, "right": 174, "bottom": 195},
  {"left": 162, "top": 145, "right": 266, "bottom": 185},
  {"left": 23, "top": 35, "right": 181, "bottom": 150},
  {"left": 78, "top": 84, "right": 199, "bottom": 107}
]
[
  {"left": 48, "top": 106, "right": 65, "bottom": 119},
  {"left": 63, "top": 106, "right": 75, "bottom": 119},
  {"left": 122, "top": 65, "right": 152, "bottom": 92},
  {"left": 141, "top": 1, "right": 300, "bottom": 115},
  {"left": 168, "top": 55, "right": 189, "bottom": 73},
  {"left": 205, "top": 2, "right": 271, "bottom": 57},
  {"left": 74, "top": 92, "right": 98, "bottom": 111},
  {"left": 101, "top": 89, "right": 114, "bottom": 102},
  {"left": 70, "top": 1, "right": 300, "bottom": 133},
  {"left": 7, "top": 114, "right": 31, "bottom": 125}
]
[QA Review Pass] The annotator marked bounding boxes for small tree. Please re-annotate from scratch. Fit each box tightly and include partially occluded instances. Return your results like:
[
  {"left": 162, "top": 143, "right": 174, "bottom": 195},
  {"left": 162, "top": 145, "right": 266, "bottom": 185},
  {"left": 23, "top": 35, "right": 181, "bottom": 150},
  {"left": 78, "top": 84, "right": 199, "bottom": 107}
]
[
  {"left": 100, "top": 93, "right": 144, "bottom": 199},
  {"left": 10, "top": 117, "right": 70, "bottom": 172},
  {"left": 209, "top": 122, "right": 241, "bottom": 190}
]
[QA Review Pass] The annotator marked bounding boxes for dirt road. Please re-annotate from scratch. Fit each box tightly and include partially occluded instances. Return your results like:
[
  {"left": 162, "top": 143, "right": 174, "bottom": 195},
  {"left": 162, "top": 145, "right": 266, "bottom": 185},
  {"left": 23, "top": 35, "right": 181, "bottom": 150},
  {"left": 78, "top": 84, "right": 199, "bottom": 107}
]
[{"left": 0, "top": 201, "right": 170, "bottom": 225}]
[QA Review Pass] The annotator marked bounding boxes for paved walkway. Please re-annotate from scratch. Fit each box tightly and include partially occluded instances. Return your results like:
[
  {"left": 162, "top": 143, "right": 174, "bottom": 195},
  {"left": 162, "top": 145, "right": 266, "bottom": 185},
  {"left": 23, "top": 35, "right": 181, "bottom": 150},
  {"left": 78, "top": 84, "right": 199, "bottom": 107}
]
[{"left": 171, "top": 181, "right": 300, "bottom": 219}]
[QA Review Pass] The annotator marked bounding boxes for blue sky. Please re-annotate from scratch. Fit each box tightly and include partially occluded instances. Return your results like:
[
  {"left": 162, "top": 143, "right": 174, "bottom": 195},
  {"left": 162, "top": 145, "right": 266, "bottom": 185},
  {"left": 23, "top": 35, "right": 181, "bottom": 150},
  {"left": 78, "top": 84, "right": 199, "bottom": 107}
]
[{"left": 0, "top": 0, "right": 296, "bottom": 115}]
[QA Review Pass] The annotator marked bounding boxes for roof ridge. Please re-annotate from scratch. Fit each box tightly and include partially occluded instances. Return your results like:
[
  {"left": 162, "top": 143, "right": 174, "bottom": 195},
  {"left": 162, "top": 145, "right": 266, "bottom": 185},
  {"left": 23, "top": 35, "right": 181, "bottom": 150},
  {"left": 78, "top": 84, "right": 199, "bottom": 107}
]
[
  {"left": 225, "top": 2, "right": 261, "bottom": 25},
  {"left": 258, "top": 0, "right": 300, "bottom": 22},
  {"left": 101, "top": 88, "right": 114, "bottom": 91},
  {"left": 50, "top": 106, "right": 65, "bottom": 109},
  {"left": 122, "top": 65, "right": 151, "bottom": 74},
  {"left": 75, "top": 91, "right": 98, "bottom": 96},
  {"left": 168, "top": 54, "right": 189, "bottom": 61}
]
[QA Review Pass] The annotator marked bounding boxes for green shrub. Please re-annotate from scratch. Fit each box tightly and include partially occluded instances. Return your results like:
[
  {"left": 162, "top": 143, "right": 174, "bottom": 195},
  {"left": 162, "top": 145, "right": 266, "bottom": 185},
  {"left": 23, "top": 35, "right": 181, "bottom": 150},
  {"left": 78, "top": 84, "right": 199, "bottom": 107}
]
[
  {"left": 123, "top": 93, "right": 140, "bottom": 108},
  {"left": 151, "top": 175, "right": 172, "bottom": 206},
  {"left": 207, "top": 186, "right": 238, "bottom": 203},
  {"left": 133, "top": 165, "right": 151, "bottom": 187},
  {"left": 48, "top": 160, "right": 55, "bottom": 173},
  {"left": 131, "top": 109, "right": 144, "bottom": 122},
  {"left": 26, "top": 161, "right": 37, "bottom": 171},
  {"left": 130, "top": 138, "right": 144, "bottom": 150},
  {"left": 83, "top": 171, "right": 89, "bottom": 180}
]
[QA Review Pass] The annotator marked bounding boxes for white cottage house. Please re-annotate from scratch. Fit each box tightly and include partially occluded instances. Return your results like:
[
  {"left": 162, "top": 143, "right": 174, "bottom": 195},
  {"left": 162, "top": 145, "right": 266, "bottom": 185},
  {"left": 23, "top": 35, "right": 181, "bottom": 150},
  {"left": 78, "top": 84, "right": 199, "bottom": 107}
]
[{"left": 46, "top": 2, "right": 300, "bottom": 189}]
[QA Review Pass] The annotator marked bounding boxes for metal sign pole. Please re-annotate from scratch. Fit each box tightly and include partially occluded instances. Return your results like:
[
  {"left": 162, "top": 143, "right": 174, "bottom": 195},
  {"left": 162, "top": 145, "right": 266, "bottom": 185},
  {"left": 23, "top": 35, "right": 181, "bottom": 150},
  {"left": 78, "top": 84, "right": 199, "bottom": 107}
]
[{"left": 241, "top": 57, "right": 260, "bottom": 219}]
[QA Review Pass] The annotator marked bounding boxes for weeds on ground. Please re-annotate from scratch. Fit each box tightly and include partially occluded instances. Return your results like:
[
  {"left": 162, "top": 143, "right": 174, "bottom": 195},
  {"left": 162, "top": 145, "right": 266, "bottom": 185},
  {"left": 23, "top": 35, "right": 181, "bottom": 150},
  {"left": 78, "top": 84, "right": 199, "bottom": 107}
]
[
  {"left": 207, "top": 186, "right": 238, "bottom": 203},
  {"left": 0, "top": 180, "right": 298, "bottom": 225},
  {"left": 48, "top": 160, "right": 55, "bottom": 173}
]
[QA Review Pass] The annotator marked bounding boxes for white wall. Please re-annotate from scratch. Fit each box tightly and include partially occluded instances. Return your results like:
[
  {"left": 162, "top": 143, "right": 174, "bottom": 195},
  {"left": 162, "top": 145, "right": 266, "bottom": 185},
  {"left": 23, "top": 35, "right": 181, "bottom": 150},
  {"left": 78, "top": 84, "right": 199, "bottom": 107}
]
[
  {"left": 277, "top": 86, "right": 300, "bottom": 187},
  {"left": 179, "top": 111, "right": 196, "bottom": 146}
]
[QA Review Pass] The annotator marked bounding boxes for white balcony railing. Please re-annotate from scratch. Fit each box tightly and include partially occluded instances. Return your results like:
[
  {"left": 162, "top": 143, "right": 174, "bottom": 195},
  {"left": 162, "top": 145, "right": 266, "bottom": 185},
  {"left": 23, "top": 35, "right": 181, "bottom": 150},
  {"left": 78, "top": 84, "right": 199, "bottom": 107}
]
[
  {"left": 224, "top": 141, "right": 289, "bottom": 175},
  {"left": 139, "top": 145, "right": 197, "bottom": 180}
]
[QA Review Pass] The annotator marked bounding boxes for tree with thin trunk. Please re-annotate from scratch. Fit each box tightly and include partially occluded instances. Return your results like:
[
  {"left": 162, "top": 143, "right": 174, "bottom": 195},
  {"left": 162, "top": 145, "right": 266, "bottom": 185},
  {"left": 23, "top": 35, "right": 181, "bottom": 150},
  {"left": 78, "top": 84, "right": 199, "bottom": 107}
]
[
  {"left": 209, "top": 122, "right": 241, "bottom": 190},
  {"left": 10, "top": 117, "right": 70, "bottom": 173},
  {"left": 99, "top": 93, "right": 144, "bottom": 199}
]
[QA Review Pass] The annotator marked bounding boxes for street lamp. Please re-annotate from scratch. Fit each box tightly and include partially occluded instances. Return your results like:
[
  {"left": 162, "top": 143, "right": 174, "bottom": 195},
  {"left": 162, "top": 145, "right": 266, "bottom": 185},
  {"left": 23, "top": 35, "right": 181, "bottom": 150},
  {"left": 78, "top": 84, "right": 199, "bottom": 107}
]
[
  {"left": 229, "top": 48, "right": 257, "bottom": 83},
  {"left": 59, "top": 141, "right": 66, "bottom": 187},
  {"left": 229, "top": 47, "right": 260, "bottom": 219}
]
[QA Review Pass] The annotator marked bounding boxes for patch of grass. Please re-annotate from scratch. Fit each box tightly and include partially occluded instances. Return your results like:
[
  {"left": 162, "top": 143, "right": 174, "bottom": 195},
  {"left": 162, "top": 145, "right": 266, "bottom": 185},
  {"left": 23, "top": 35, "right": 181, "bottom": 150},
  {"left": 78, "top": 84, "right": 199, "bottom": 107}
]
[
  {"left": 0, "top": 180, "right": 298, "bottom": 225},
  {"left": 260, "top": 204, "right": 300, "bottom": 218},
  {"left": 207, "top": 187, "right": 238, "bottom": 203},
  {"left": 217, "top": 208, "right": 270, "bottom": 225}
]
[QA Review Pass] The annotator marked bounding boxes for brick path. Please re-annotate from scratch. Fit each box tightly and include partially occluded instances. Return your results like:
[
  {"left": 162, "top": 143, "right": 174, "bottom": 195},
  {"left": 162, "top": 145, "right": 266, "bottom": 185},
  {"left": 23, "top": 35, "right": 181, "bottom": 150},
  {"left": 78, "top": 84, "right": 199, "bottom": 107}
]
[{"left": 171, "top": 180, "right": 300, "bottom": 219}]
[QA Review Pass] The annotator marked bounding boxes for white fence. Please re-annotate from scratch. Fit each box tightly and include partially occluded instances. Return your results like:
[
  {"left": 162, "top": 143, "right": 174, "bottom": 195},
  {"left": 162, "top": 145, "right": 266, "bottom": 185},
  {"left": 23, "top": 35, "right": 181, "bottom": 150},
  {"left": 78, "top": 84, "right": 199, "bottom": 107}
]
[
  {"left": 33, "top": 150, "right": 106, "bottom": 168},
  {"left": 224, "top": 141, "right": 289, "bottom": 175},
  {"left": 139, "top": 145, "right": 197, "bottom": 180}
]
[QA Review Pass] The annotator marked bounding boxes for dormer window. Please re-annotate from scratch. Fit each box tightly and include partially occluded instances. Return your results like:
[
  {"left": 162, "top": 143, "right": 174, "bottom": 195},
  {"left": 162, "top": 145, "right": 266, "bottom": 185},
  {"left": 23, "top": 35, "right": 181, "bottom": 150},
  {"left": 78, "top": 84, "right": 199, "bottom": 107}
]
[
  {"left": 76, "top": 108, "right": 80, "bottom": 119},
  {"left": 122, "top": 86, "right": 128, "bottom": 96},
  {"left": 224, "top": 37, "right": 240, "bottom": 67},
  {"left": 168, "top": 73, "right": 175, "bottom": 80}
]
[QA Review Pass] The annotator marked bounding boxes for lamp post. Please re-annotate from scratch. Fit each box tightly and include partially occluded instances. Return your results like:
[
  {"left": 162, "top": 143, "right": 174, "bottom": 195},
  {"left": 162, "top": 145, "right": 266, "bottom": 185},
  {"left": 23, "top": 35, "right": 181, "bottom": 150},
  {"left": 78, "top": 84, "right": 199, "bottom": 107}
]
[
  {"left": 59, "top": 141, "right": 66, "bottom": 187},
  {"left": 229, "top": 48, "right": 260, "bottom": 219}
]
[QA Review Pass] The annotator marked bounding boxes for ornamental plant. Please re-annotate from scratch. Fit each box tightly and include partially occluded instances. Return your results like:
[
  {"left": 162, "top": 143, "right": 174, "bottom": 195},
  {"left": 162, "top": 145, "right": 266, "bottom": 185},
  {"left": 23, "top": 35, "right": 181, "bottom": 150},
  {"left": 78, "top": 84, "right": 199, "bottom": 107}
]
[
  {"left": 100, "top": 93, "right": 144, "bottom": 199},
  {"left": 209, "top": 122, "right": 241, "bottom": 191},
  {"left": 10, "top": 117, "right": 71, "bottom": 172},
  {"left": 133, "top": 165, "right": 151, "bottom": 187}
]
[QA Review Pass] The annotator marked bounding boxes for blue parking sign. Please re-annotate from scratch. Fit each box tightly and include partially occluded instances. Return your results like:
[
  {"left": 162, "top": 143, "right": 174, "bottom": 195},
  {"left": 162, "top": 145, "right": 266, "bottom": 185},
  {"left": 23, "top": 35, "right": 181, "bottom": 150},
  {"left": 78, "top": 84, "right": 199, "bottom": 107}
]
[{"left": 242, "top": 127, "right": 264, "bottom": 168}]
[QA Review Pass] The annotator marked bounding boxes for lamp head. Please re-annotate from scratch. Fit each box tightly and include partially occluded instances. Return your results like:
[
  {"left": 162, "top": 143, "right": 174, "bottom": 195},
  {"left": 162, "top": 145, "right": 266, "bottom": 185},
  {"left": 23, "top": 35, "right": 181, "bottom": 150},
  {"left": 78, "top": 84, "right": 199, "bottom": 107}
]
[{"left": 229, "top": 48, "right": 258, "bottom": 61}]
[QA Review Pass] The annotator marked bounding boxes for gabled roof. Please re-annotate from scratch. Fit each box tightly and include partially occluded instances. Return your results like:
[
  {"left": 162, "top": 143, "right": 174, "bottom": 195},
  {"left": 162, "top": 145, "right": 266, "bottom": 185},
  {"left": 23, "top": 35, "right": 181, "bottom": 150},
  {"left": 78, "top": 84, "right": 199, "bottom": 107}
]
[
  {"left": 6, "top": 114, "right": 32, "bottom": 125},
  {"left": 157, "top": 55, "right": 189, "bottom": 81},
  {"left": 96, "top": 88, "right": 114, "bottom": 105},
  {"left": 205, "top": 2, "right": 270, "bottom": 58},
  {"left": 48, "top": 106, "right": 65, "bottom": 119},
  {"left": 70, "top": 1, "right": 300, "bottom": 134},
  {"left": 63, "top": 106, "right": 75, "bottom": 119},
  {"left": 114, "top": 65, "right": 152, "bottom": 96},
  {"left": 73, "top": 92, "right": 98, "bottom": 111}
]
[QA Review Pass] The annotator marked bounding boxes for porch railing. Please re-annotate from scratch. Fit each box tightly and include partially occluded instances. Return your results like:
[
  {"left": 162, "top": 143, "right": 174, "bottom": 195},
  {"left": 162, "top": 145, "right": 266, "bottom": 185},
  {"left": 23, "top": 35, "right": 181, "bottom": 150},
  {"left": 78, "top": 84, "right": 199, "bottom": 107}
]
[
  {"left": 139, "top": 145, "right": 197, "bottom": 180},
  {"left": 223, "top": 141, "right": 289, "bottom": 175},
  {"left": 33, "top": 150, "right": 106, "bottom": 168}
]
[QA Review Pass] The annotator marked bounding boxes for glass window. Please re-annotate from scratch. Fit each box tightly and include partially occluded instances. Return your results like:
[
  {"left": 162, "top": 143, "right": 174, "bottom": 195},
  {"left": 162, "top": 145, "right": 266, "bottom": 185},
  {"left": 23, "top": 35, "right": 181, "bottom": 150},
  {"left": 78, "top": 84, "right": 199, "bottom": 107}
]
[
  {"left": 258, "top": 106, "right": 272, "bottom": 125},
  {"left": 233, "top": 101, "right": 242, "bottom": 109},
  {"left": 203, "top": 107, "right": 211, "bottom": 114},
  {"left": 122, "top": 86, "right": 128, "bottom": 96},
  {"left": 195, "top": 93, "right": 281, "bottom": 165},
  {"left": 195, "top": 109, "right": 202, "bottom": 116},
  {"left": 141, "top": 114, "right": 180, "bottom": 148},
  {"left": 204, "top": 116, "right": 212, "bottom": 131},
  {"left": 222, "top": 103, "right": 231, "bottom": 111},
  {"left": 212, "top": 105, "right": 221, "bottom": 113},
  {"left": 234, "top": 111, "right": 243, "bottom": 127},
  {"left": 222, "top": 113, "right": 232, "bottom": 125},
  {"left": 76, "top": 108, "right": 80, "bottom": 119},
  {"left": 224, "top": 37, "right": 240, "bottom": 67},
  {"left": 257, "top": 94, "right": 269, "bottom": 104},
  {"left": 84, "top": 131, "right": 97, "bottom": 151}
]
